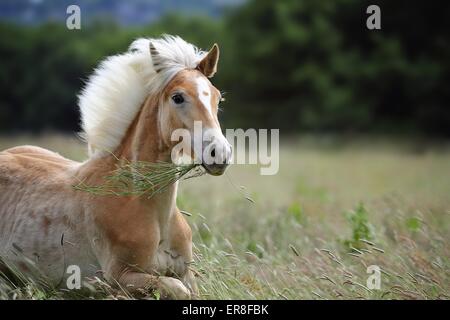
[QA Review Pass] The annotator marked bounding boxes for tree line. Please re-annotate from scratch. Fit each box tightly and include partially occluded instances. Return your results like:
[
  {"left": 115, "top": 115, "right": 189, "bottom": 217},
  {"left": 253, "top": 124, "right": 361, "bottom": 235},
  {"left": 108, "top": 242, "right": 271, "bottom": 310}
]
[{"left": 0, "top": 0, "right": 449, "bottom": 136}]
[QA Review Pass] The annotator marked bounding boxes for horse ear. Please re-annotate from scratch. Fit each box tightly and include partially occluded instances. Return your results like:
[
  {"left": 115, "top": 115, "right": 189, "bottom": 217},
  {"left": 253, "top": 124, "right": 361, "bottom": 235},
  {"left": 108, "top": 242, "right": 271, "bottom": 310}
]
[
  {"left": 149, "top": 42, "right": 163, "bottom": 73},
  {"left": 197, "top": 43, "right": 220, "bottom": 78}
]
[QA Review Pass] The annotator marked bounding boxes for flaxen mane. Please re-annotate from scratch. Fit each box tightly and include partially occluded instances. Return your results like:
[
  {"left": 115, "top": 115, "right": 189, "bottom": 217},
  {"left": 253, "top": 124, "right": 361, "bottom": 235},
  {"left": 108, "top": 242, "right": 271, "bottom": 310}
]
[{"left": 78, "top": 35, "right": 207, "bottom": 157}]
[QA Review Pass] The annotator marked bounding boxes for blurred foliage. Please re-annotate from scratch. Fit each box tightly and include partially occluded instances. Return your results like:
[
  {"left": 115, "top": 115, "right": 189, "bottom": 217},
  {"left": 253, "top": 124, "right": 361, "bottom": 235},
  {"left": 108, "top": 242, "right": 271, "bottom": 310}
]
[
  {"left": 406, "top": 217, "right": 421, "bottom": 233},
  {"left": 343, "top": 202, "right": 374, "bottom": 251},
  {"left": 287, "top": 201, "right": 304, "bottom": 224},
  {"left": 0, "top": 0, "right": 449, "bottom": 135}
]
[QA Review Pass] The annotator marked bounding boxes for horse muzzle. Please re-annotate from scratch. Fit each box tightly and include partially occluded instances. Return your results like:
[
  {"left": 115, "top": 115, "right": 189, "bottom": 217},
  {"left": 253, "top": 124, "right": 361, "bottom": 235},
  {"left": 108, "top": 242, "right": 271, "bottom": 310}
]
[
  {"left": 200, "top": 128, "right": 232, "bottom": 176},
  {"left": 202, "top": 162, "right": 229, "bottom": 176}
]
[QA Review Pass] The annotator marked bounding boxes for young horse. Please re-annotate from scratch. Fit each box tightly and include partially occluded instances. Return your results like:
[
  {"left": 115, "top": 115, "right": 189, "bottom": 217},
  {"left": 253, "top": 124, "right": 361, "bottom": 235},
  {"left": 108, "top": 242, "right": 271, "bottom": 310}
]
[{"left": 0, "top": 36, "right": 231, "bottom": 299}]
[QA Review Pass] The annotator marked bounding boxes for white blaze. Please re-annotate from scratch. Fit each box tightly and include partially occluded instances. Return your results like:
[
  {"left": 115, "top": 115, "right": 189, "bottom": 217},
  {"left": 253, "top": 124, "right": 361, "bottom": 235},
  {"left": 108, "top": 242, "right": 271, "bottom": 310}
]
[{"left": 195, "top": 77, "right": 213, "bottom": 116}]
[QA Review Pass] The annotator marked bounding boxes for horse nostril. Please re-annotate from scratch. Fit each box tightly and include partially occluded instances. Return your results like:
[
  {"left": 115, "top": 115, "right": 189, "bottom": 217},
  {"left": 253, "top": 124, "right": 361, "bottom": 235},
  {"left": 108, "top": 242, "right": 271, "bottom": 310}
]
[{"left": 210, "top": 148, "right": 216, "bottom": 158}]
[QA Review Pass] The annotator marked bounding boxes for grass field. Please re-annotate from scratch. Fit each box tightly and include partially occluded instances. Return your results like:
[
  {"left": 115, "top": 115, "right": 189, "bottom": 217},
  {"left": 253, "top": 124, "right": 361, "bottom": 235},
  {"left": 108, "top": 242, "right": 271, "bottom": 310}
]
[{"left": 0, "top": 134, "right": 449, "bottom": 299}]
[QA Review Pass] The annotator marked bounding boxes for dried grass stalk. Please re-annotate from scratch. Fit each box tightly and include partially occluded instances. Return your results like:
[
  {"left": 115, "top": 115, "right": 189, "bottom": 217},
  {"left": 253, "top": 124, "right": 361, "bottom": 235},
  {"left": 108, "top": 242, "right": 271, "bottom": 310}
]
[{"left": 74, "top": 160, "right": 205, "bottom": 198}]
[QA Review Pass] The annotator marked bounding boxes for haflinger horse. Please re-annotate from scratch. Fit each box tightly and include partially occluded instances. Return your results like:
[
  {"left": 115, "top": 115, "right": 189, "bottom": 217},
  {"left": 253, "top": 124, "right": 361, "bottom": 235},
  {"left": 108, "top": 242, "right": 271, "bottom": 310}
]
[{"left": 0, "top": 35, "right": 232, "bottom": 299}]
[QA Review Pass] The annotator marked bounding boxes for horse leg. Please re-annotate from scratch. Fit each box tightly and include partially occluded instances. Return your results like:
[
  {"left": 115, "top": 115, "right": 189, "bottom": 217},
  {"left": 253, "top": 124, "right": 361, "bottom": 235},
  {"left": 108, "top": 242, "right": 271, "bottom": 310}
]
[
  {"left": 182, "top": 269, "right": 198, "bottom": 299},
  {"left": 107, "top": 270, "right": 191, "bottom": 299}
]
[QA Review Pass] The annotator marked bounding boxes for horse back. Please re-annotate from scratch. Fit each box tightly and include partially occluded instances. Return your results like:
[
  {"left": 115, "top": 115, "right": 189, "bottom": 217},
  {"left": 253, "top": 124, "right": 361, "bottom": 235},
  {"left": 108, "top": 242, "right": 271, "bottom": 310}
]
[
  {"left": 1, "top": 144, "right": 77, "bottom": 174},
  {"left": 0, "top": 143, "right": 80, "bottom": 203},
  {"left": 0, "top": 146, "right": 92, "bottom": 283}
]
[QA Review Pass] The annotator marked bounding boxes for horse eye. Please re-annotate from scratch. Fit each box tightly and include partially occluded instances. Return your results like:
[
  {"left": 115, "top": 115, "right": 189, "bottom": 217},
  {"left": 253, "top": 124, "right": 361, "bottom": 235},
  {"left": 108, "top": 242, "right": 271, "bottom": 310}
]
[{"left": 171, "top": 94, "right": 184, "bottom": 105}]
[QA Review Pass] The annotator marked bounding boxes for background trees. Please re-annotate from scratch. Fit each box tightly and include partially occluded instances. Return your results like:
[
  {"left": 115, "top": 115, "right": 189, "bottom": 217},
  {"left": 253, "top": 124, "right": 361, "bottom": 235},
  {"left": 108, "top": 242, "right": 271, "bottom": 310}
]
[{"left": 1, "top": 0, "right": 449, "bottom": 136}]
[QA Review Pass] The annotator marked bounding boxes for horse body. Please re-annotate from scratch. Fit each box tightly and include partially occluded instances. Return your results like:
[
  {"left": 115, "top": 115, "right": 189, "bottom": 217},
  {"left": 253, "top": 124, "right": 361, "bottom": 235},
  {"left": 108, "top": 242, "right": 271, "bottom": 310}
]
[
  {"left": 0, "top": 36, "right": 231, "bottom": 299},
  {"left": 0, "top": 146, "right": 98, "bottom": 284},
  {"left": 0, "top": 137, "right": 194, "bottom": 298}
]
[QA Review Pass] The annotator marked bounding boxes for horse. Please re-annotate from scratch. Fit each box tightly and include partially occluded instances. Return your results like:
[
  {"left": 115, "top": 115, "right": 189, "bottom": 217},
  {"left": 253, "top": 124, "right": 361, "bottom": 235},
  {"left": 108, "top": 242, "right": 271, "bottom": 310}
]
[{"left": 0, "top": 35, "right": 232, "bottom": 299}]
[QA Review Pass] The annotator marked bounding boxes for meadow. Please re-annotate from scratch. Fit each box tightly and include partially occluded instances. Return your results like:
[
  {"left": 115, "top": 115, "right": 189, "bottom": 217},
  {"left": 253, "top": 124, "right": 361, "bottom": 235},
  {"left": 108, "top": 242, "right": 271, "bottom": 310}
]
[{"left": 0, "top": 135, "right": 449, "bottom": 299}]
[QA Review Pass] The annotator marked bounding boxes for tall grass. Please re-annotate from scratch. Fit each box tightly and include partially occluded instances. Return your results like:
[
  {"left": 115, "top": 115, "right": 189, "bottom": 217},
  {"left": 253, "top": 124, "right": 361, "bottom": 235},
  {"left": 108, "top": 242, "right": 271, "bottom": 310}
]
[
  {"left": 0, "top": 135, "right": 449, "bottom": 299},
  {"left": 73, "top": 160, "right": 204, "bottom": 198}
]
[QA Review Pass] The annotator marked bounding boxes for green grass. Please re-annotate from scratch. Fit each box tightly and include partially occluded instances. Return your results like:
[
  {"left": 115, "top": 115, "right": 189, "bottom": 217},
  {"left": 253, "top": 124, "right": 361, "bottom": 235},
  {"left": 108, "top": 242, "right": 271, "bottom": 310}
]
[
  {"left": 0, "top": 134, "right": 449, "bottom": 299},
  {"left": 74, "top": 160, "right": 204, "bottom": 198}
]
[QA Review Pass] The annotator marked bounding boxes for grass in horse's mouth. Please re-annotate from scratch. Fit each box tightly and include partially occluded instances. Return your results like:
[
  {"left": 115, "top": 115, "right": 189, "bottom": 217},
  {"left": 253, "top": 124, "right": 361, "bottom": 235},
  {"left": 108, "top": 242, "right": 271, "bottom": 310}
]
[{"left": 73, "top": 161, "right": 205, "bottom": 198}]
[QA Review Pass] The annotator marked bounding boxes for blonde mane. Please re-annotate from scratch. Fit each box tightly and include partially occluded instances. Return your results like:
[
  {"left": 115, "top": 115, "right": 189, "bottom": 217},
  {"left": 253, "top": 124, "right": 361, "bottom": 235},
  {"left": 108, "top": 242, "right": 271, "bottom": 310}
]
[{"left": 78, "top": 35, "right": 206, "bottom": 157}]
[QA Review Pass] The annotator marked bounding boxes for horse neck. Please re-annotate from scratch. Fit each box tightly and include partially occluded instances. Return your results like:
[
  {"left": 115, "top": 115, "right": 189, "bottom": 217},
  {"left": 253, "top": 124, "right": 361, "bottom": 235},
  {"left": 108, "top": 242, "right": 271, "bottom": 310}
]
[
  {"left": 80, "top": 94, "right": 177, "bottom": 231},
  {"left": 115, "top": 93, "right": 171, "bottom": 163}
]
